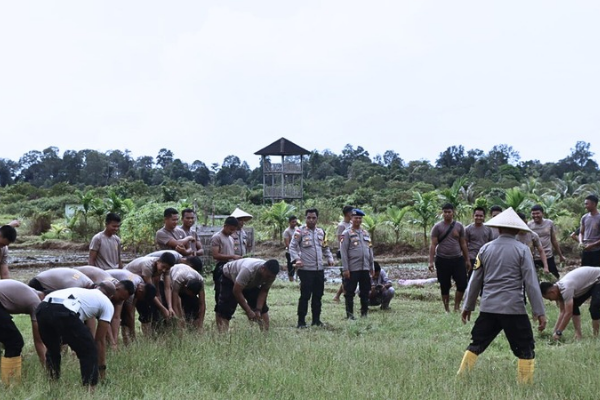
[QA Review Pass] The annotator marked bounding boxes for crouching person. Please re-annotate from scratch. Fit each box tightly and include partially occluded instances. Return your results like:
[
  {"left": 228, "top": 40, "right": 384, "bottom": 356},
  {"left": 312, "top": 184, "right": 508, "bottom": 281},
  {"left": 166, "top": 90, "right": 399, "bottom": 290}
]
[
  {"left": 170, "top": 263, "right": 206, "bottom": 331},
  {"left": 36, "top": 281, "right": 115, "bottom": 387},
  {"left": 369, "top": 262, "right": 395, "bottom": 310},
  {"left": 215, "top": 258, "right": 279, "bottom": 332}
]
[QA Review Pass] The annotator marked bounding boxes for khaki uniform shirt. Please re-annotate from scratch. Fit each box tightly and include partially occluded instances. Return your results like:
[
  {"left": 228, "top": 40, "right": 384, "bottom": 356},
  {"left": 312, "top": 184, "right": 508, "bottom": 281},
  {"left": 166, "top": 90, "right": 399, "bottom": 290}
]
[
  {"left": 581, "top": 213, "right": 600, "bottom": 250},
  {"left": 155, "top": 226, "right": 187, "bottom": 250},
  {"left": 170, "top": 264, "right": 203, "bottom": 293},
  {"left": 431, "top": 220, "right": 465, "bottom": 258},
  {"left": 210, "top": 230, "right": 236, "bottom": 259},
  {"left": 0, "top": 279, "right": 41, "bottom": 321},
  {"left": 231, "top": 229, "right": 248, "bottom": 256},
  {"left": 289, "top": 226, "right": 334, "bottom": 271},
  {"left": 465, "top": 223, "right": 493, "bottom": 260},
  {"left": 517, "top": 231, "right": 542, "bottom": 258},
  {"left": 180, "top": 225, "right": 201, "bottom": 255},
  {"left": 528, "top": 219, "right": 556, "bottom": 259},
  {"left": 74, "top": 266, "right": 114, "bottom": 284},
  {"left": 463, "top": 234, "right": 545, "bottom": 316},
  {"left": 35, "top": 267, "right": 94, "bottom": 291},
  {"left": 557, "top": 267, "right": 600, "bottom": 303},
  {"left": 340, "top": 227, "right": 374, "bottom": 272},
  {"left": 125, "top": 257, "right": 159, "bottom": 281},
  {"left": 89, "top": 231, "right": 121, "bottom": 270},
  {"left": 222, "top": 258, "right": 266, "bottom": 289}
]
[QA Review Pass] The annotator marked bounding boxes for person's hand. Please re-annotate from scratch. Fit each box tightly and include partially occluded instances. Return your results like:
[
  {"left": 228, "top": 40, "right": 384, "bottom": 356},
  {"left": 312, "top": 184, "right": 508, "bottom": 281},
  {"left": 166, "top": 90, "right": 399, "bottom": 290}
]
[
  {"left": 428, "top": 263, "right": 434, "bottom": 272},
  {"left": 544, "top": 266, "right": 550, "bottom": 273},
  {"left": 232, "top": 255, "right": 242, "bottom": 260},
  {"left": 343, "top": 270, "right": 350, "bottom": 280},
  {"left": 465, "top": 260, "right": 472, "bottom": 272},
  {"left": 559, "top": 255, "right": 566, "bottom": 263},
  {"left": 168, "top": 308, "right": 176, "bottom": 318},
  {"left": 8, "top": 219, "right": 20, "bottom": 228},
  {"left": 295, "top": 260, "right": 303, "bottom": 268},
  {"left": 461, "top": 310, "right": 471, "bottom": 324},
  {"left": 537, "top": 315, "right": 547, "bottom": 332},
  {"left": 246, "top": 310, "right": 258, "bottom": 321},
  {"left": 160, "top": 307, "right": 170, "bottom": 319}
]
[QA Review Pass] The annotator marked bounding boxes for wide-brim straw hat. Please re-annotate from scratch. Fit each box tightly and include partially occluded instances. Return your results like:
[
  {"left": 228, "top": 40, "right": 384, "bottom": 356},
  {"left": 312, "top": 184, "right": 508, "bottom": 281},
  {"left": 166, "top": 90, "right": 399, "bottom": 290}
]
[
  {"left": 484, "top": 207, "right": 531, "bottom": 232},
  {"left": 230, "top": 207, "right": 253, "bottom": 221}
]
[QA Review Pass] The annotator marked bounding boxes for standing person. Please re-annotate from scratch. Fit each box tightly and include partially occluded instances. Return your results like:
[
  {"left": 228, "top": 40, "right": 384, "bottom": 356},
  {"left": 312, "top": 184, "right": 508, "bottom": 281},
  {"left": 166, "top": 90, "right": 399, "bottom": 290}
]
[
  {"left": 89, "top": 212, "right": 122, "bottom": 270},
  {"left": 155, "top": 208, "right": 195, "bottom": 256},
  {"left": 458, "top": 208, "right": 546, "bottom": 384},
  {"left": 465, "top": 207, "right": 493, "bottom": 280},
  {"left": 215, "top": 258, "right": 279, "bottom": 332},
  {"left": 528, "top": 205, "right": 565, "bottom": 279},
  {"left": 579, "top": 195, "right": 600, "bottom": 267},
  {"left": 180, "top": 208, "right": 204, "bottom": 257},
  {"left": 210, "top": 216, "right": 241, "bottom": 305},
  {"left": 169, "top": 263, "right": 205, "bottom": 331},
  {"left": 283, "top": 215, "right": 298, "bottom": 282},
  {"left": 340, "top": 209, "right": 374, "bottom": 319},
  {"left": 428, "top": 203, "right": 471, "bottom": 313},
  {"left": 36, "top": 282, "right": 116, "bottom": 388},
  {"left": 540, "top": 267, "right": 600, "bottom": 340},
  {"left": 369, "top": 262, "right": 395, "bottom": 310},
  {"left": 516, "top": 213, "right": 549, "bottom": 274},
  {"left": 28, "top": 267, "right": 94, "bottom": 292},
  {"left": 0, "top": 225, "right": 18, "bottom": 279},
  {"left": 0, "top": 280, "right": 45, "bottom": 385},
  {"left": 333, "top": 206, "right": 354, "bottom": 302},
  {"left": 289, "top": 208, "right": 335, "bottom": 328},
  {"left": 230, "top": 208, "right": 253, "bottom": 257},
  {"left": 488, "top": 205, "right": 503, "bottom": 240}
]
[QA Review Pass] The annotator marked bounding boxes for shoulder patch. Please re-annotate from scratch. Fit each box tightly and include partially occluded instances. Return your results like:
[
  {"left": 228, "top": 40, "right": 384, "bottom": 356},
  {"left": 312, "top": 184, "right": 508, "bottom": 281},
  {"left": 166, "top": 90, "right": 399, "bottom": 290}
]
[{"left": 473, "top": 255, "right": 482, "bottom": 270}]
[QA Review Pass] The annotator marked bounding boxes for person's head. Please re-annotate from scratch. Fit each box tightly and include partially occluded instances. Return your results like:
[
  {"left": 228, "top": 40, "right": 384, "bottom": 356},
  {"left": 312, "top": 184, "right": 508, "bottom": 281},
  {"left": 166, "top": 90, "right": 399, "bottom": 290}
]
[
  {"left": 490, "top": 205, "right": 503, "bottom": 218},
  {"left": 530, "top": 205, "right": 544, "bottom": 223},
  {"left": 305, "top": 208, "right": 319, "bottom": 229},
  {"left": 342, "top": 205, "right": 354, "bottom": 220},
  {"left": 498, "top": 226, "right": 521, "bottom": 236},
  {"left": 114, "top": 280, "right": 135, "bottom": 302},
  {"left": 184, "top": 279, "right": 204, "bottom": 296},
  {"left": 163, "top": 208, "right": 179, "bottom": 230},
  {"left": 441, "top": 203, "right": 454, "bottom": 222},
  {"left": 351, "top": 208, "right": 365, "bottom": 228},
  {"left": 136, "top": 282, "right": 157, "bottom": 303},
  {"left": 288, "top": 215, "right": 298, "bottom": 228},
  {"left": 585, "top": 195, "right": 599, "bottom": 212},
  {"left": 540, "top": 282, "right": 561, "bottom": 301},
  {"left": 156, "top": 252, "right": 176, "bottom": 274},
  {"left": 184, "top": 256, "right": 203, "bottom": 272},
  {"left": 473, "top": 207, "right": 486, "bottom": 226},
  {"left": 223, "top": 217, "right": 239, "bottom": 235},
  {"left": 97, "top": 281, "right": 116, "bottom": 299},
  {"left": 260, "top": 259, "right": 280, "bottom": 281},
  {"left": 104, "top": 213, "right": 121, "bottom": 236},
  {"left": 372, "top": 261, "right": 381, "bottom": 279},
  {"left": 181, "top": 208, "right": 196, "bottom": 228},
  {"left": 517, "top": 211, "right": 527, "bottom": 223},
  {"left": 0, "top": 225, "right": 17, "bottom": 248}
]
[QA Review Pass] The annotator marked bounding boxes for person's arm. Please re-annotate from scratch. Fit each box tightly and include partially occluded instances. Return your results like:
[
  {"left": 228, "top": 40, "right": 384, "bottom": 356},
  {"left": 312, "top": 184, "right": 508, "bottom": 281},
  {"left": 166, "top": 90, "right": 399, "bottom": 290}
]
[
  {"left": 196, "top": 290, "right": 206, "bottom": 331},
  {"left": 163, "top": 273, "right": 175, "bottom": 317},
  {"left": 109, "top": 302, "right": 123, "bottom": 350},
  {"left": 322, "top": 232, "right": 335, "bottom": 266},
  {"left": 232, "top": 282, "right": 257, "bottom": 321},
  {"left": 211, "top": 244, "right": 241, "bottom": 262},
  {"left": 117, "top": 246, "right": 123, "bottom": 269},
  {"left": 254, "top": 282, "right": 273, "bottom": 313},
  {"left": 536, "top": 243, "right": 549, "bottom": 273},
  {"left": 579, "top": 219, "right": 586, "bottom": 245},
  {"left": 143, "top": 275, "right": 170, "bottom": 318},
  {"left": 428, "top": 234, "right": 438, "bottom": 272},
  {"left": 0, "top": 263, "right": 9, "bottom": 279},
  {"left": 171, "top": 288, "right": 184, "bottom": 328},
  {"left": 95, "top": 320, "right": 111, "bottom": 381},
  {"left": 550, "top": 226, "right": 566, "bottom": 262},
  {"left": 31, "top": 320, "right": 46, "bottom": 366},
  {"left": 89, "top": 250, "right": 99, "bottom": 267},
  {"left": 289, "top": 232, "right": 303, "bottom": 267},
  {"left": 340, "top": 231, "right": 350, "bottom": 279},
  {"left": 554, "top": 299, "right": 573, "bottom": 339},
  {"left": 460, "top": 236, "right": 471, "bottom": 272}
]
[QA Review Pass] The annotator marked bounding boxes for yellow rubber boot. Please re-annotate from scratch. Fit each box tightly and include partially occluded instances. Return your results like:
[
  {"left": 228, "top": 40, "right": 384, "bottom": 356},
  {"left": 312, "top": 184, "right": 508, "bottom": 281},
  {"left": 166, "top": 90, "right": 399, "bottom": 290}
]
[
  {"left": 457, "top": 350, "right": 478, "bottom": 375},
  {"left": 1, "top": 356, "right": 22, "bottom": 386},
  {"left": 517, "top": 359, "right": 535, "bottom": 384}
]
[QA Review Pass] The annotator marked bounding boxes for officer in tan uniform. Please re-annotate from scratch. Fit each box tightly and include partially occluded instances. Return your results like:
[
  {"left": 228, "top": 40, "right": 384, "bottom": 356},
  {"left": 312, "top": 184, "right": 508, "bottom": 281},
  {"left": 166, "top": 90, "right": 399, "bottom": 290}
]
[{"left": 340, "top": 209, "right": 374, "bottom": 319}]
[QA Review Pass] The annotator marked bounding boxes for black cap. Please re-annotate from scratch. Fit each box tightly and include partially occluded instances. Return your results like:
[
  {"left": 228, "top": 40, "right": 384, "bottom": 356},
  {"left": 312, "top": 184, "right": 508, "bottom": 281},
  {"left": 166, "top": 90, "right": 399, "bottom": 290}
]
[{"left": 352, "top": 209, "right": 365, "bottom": 216}]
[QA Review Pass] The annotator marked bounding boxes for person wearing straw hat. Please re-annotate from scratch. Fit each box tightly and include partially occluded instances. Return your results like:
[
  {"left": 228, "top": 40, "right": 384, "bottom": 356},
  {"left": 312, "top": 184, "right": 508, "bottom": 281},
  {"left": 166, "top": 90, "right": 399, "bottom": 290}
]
[
  {"left": 230, "top": 207, "right": 253, "bottom": 257},
  {"left": 457, "top": 207, "right": 547, "bottom": 384}
]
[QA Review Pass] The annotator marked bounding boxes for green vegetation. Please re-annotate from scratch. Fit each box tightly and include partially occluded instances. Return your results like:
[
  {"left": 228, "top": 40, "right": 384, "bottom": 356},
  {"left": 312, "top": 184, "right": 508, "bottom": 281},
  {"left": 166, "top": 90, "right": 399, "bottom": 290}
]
[{"left": 5, "top": 270, "right": 600, "bottom": 400}]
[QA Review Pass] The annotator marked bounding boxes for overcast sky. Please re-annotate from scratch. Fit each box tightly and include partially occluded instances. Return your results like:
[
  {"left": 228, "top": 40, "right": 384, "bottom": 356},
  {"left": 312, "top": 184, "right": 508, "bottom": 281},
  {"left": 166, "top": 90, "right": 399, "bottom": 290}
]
[{"left": 1, "top": 1, "right": 599, "bottom": 169}]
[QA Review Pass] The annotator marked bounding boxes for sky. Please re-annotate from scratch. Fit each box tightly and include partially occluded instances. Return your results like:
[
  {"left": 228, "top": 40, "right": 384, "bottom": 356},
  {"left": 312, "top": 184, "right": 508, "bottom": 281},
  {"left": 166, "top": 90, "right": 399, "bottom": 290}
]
[{"left": 1, "top": 1, "right": 599, "bottom": 169}]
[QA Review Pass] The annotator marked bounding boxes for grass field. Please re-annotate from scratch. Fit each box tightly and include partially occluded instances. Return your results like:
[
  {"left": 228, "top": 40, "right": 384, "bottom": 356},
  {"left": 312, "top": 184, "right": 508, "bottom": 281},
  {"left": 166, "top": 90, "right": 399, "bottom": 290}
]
[{"left": 4, "top": 267, "right": 600, "bottom": 400}]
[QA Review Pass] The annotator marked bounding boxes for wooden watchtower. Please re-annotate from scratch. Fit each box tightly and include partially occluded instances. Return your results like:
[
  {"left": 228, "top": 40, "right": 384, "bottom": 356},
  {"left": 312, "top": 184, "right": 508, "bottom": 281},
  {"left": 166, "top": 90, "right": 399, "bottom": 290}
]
[{"left": 254, "top": 138, "right": 310, "bottom": 203}]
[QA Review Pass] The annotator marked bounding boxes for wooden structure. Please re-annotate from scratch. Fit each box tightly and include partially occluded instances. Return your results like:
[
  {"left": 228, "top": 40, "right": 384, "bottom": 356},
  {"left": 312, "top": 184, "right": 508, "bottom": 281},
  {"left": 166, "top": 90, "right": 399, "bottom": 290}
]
[{"left": 254, "top": 138, "right": 310, "bottom": 202}]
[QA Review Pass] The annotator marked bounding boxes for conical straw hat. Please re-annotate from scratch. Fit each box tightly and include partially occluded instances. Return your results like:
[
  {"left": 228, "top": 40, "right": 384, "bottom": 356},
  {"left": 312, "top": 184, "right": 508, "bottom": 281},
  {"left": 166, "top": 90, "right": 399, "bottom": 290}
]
[
  {"left": 230, "top": 207, "right": 253, "bottom": 220},
  {"left": 484, "top": 207, "right": 531, "bottom": 232}
]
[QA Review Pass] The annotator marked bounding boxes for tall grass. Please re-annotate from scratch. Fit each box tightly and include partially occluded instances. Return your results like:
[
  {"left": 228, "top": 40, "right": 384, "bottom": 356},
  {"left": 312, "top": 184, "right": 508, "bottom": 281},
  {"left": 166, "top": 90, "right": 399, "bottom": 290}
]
[{"left": 5, "top": 278, "right": 600, "bottom": 399}]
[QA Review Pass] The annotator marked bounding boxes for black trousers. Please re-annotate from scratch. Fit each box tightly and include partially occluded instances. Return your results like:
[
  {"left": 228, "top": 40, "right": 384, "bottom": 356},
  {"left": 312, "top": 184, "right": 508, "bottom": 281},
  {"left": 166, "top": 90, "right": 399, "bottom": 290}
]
[
  {"left": 534, "top": 256, "right": 560, "bottom": 279},
  {"left": 435, "top": 256, "right": 468, "bottom": 295},
  {"left": 180, "top": 290, "right": 200, "bottom": 321},
  {"left": 573, "top": 283, "right": 600, "bottom": 319},
  {"left": 297, "top": 270, "right": 325, "bottom": 322},
  {"left": 0, "top": 305, "right": 24, "bottom": 357},
  {"left": 467, "top": 312, "right": 535, "bottom": 359},
  {"left": 36, "top": 302, "right": 99, "bottom": 386},
  {"left": 582, "top": 249, "right": 600, "bottom": 267},
  {"left": 285, "top": 252, "right": 295, "bottom": 278},
  {"left": 212, "top": 262, "right": 226, "bottom": 312},
  {"left": 344, "top": 270, "right": 371, "bottom": 315}
]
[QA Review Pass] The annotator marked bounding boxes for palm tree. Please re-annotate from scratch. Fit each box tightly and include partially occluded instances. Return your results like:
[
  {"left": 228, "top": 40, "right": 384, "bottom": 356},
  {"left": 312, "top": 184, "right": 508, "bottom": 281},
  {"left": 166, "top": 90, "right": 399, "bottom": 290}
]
[
  {"left": 76, "top": 190, "right": 104, "bottom": 239},
  {"left": 410, "top": 191, "right": 439, "bottom": 247},
  {"left": 503, "top": 188, "right": 532, "bottom": 214},
  {"left": 361, "top": 214, "right": 385, "bottom": 245},
  {"left": 439, "top": 177, "right": 470, "bottom": 220},
  {"left": 262, "top": 201, "right": 296, "bottom": 242},
  {"left": 384, "top": 206, "right": 410, "bottom": 244}
]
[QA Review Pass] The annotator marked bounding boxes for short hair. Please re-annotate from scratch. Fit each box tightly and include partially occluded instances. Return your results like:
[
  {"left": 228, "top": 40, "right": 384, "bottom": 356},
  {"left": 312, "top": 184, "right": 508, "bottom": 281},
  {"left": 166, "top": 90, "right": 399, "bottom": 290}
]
[
  {"left": 342, "top": 206, "right": 354, "bottom": 216},
  {"left": 490, "top": 205, "right": 503, "bottom": 213},
  {"left": 181, "top": 208, "right": 195, "bottom": 218},
  {"left": 186, "top": 279, "right": 203, "bottom": 295},
  {"left": 305, "top": 208, "right": 319, "bottom": 217},
  {"left": 586, "top": 195, "right": 599, "bottom": 205},
  {"left": 288, "top": 215, "right": 297, "bottom": 222},
  {"left": 441, "top": 203, "right": 454, "bottom": 210},
  {"left": 186, "top": 256, "right": 203, "bottom": 272},
  {"left": 531, "top": 204, "right": 544, "bottom": 213},
  {"left": 158, "top": 252, "right": 176, "bottom": 267},
  {"left": 0, "top": 225, "right": 17, "bottom": 243},
  {"left": 517, "top": 212, "right": 527, "bottom": 221},
  {"left": 539, "top": 282, "right": 555, "bottom": 296},
  {"left": 473, "top": 207, "right": 486, "bottom": 215},
  {"left": 374, "top": 261, "right": 381, "bottom": 272},
  {"left": 224, "top": 216, "right": 239, "bottom": 227},
  {"left": 144, "top": 283, "right": 157, "bottom": 303},
  {"left": 98, "top": 281, "right": 116, "bottom": 298},
  {"left": 263, "top": 259, "right": 280, "bottom": 275},
  {"left": 164, "top": 208, "right": 179, "bottom": 218},
  {"left": 119, "top": 280, "right": 135, "bottom": 296},
  {"left": 105, "top": 212, "right": 121, "bottom": 224}
]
